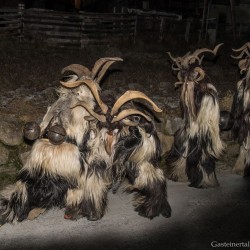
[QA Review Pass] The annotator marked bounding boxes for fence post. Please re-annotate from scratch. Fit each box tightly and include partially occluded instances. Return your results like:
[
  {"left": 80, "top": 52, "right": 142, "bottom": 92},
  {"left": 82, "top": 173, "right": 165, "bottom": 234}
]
[
  {"left": 133, "top": 15, "right": 138, "bottom": 44},
  {"left": 159, "top": 17, "right": 165, "bottom": 41},
  {"left": 18, "top": 3, "right": 25, "bottom": 41},
  {"left": 80, "top": 13, "right": 86, "bottom": 49}
]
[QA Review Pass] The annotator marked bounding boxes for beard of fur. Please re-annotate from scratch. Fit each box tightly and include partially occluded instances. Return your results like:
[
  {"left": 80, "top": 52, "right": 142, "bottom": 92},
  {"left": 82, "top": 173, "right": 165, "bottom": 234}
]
[
  {"left": 128, "top": 127, "right": 158, "bottom": 164},
  {"left": 24, "top": 139, "right": 82, "bottom": 182}
]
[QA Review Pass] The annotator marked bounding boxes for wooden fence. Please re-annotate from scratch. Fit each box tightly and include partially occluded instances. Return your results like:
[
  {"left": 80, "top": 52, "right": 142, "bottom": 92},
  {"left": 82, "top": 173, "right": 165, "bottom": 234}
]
[
  {"left": 0, "top": 8, "right": 22, "bottom": 38},
  {"left": 0, "top": 6, "right": 138, "bottom": 48},
  {"left": 23, "top": 10, "right": 137, "bottom": 48},
  {"left": 2, "top": 5, "right": 238, "bottom": 48},
  {"left": 0, "top": 5, "right": 190, "bottom": 48},
  {"left": 23, "top": 9, "right": 82, "bottom": 48}
]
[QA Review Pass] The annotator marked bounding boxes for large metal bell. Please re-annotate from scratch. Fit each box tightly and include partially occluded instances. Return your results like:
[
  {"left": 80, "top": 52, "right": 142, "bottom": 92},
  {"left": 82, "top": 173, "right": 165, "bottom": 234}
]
[
  {"left": 219, "top": 111, "right": 234, "bottom": 131},
  {"left": 48, "top": 125, "right": 66, "bottom": 145},
  {"left": 23, "top": 122, "right": 41, "bottom": 141}
]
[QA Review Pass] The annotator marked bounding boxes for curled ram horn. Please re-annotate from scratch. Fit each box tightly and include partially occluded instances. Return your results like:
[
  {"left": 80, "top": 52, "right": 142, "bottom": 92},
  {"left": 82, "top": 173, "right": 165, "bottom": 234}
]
[
  {"left": 61, "top": 57, "right": 123, "bottom": 86},
  {"left": 111, "top": 109, "right": 152, "bottom": 124},
  {"left": 167, "top": 52, "right": 182, "bottom": 70},
  {"left": 182, "top": 43, "right": 223, "bottom": 67},
  {"left": 110, "top": 90, "right": 162, "bottom": 125},
  {"left": 231, "top": 50, "right": 246, "bottom": 59},
  {"left": 192, "top": 43, "right": 223, "bottom": 58},
  {"left": 110, "top": 90, "right": 162, "bottom": 116},
  {"left": 231, "top": 49, "right": 250, "bottom": 60},
  {"left": 61, "top": 78, "right": 108, "bottom": 114},
  {"left": 232, "top": 42, "right": 250, "bottom": 52},
  {"left": 72, "top": 101, "right": 107, "bottom": 123},
  {"left": 238, "top": 59, "right": 249, "bottom": 74},
  {"left": 90, "top": 57, "right": 123, "bottom": 84},
  {"left": 193, "top": 67, "right": 205, "bottom": 82},
  {"left": 61, "top": 64, "right": 91, "bottom": 78}
]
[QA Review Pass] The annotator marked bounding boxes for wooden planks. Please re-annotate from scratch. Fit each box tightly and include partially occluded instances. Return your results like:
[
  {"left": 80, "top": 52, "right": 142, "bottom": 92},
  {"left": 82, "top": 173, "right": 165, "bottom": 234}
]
[
  {"left": 80, "top": 13, "right": 136, "bottom": 47},
  {"left": 0, "top": 8, "right": 21, "bottom": 37},
  {"left": 0, "top": 7, "right": 186, "bottom": 47},
  {"left": 22, "top": 9, "right": 81, "bottom": 48}
]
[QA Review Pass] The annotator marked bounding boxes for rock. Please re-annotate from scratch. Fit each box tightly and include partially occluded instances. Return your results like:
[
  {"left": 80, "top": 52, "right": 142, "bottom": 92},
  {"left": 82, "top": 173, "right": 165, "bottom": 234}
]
[
  {"left": 157, "top": 132, "right": 174, "bottom": 155},
  {"left": 128, "top": 83, "right": 145, "bottom": 92},
  {"left": 165, "top": 97, "right": 179, "bottom": 109},
  {"left": 19, "top": 151, "right": 31, "bottom": 165},
  {"left": 0, "top": 115, "right": 23, "bottom": 146},
  {"left": 104, "top": 47, "right": 123, "bottom": 58},
  {"left": 0, "top": 144, "right": 9, "bottom": 165},
  {"left": 159, "top": 81, "right": 173, "bottom": 89},
  {"left": 161, "top": 115, "right": 184, "bottom": 136}
]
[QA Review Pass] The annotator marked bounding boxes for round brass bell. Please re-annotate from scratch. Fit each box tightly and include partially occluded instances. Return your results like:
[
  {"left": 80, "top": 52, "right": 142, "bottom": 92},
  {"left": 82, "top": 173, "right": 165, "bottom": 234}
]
[
  {"left": 23, "top": 122, "right": 41, "bottom": 141},
  {"left": 48, "top": 125, "right": 66, "bottom": 145}
]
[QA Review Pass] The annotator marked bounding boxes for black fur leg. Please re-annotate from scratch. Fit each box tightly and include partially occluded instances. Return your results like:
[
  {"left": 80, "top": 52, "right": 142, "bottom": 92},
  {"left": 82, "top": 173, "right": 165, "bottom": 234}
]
[
  {"left": 134, "top": 194, "right": 172, "bottom": 219},
  {"left": 133, "top": 182, "right": 171, "bottom": 219},
  {"left": 244, "top": 163, "right": 250, "bottom": 177},
  {"left": 164, "top": 128, "right": 189, "bottom": 182},
  {"left": 0, "top": 183, "right": 31, "bottom": 223},
  {"left": 79, "top": 197, "right": 106, "bottom": 221},
  {"left": 186, "top": 137, "right": 219, "bottom": 188},
  {"left": 0, "top": 198, "right": 8, "bottom": 225},
  {"left": 19, "top": 170, "right": 76, "bottom": 209},
  {"left": 1, "top": 171, "right": 77, "bottom": 224},
  {"left": 125, "top": 161, "right": 171, "bottom": 219},
  {"left": 77, "top": 160, "right": 110, "bottom": 221},
  {"left": 187, "top": 156, "right": 219, "bottom": 188}
]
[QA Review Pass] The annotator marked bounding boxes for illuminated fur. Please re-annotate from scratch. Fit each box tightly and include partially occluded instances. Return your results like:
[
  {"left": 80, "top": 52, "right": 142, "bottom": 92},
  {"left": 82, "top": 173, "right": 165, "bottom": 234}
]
[
  {"left": 65, "top": 127, "right": 112, "bottom": 220},
  {"left": 0, "top": 85, "right": 95, "bottom": 223},
  {"left": 165, "top": 45, "right": 224, "bottom": 188},
  {"left": 231, "top": 55, "right": 250, "bottom": 176},
  {"left": 0, "top": 58, "right": 119, "bottom": 224},
  {"left": 166, "top": 84, "right": 224, "bottom": 187},
  {"left": 112, "top": 118, "right": 171, "bottom": 219}
]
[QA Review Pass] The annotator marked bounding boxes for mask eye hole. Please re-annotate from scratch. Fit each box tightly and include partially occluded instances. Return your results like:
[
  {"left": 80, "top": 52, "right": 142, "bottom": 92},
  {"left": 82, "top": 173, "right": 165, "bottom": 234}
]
[{"left": 133, "top": 116, "right": 140, "bottom": 123}]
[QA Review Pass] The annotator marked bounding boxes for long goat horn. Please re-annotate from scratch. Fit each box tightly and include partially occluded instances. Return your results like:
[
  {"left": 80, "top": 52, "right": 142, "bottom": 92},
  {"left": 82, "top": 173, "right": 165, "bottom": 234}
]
[
  {"left": 60, "top": 78, "right": 108, "bottom": 114},
  {"left": 61, "top": 64, "right": 91, "bottom": 78},
  {"left": 91, "top": 57, "right": 123, "bottom": 83},
  {"left": 194, "top": 67, "right": 205, "bottom": 82},
  {"left": 232, "top": 42, "right": 250, "bottom": 52},
  {"left": 231, "top": 49, "right": 250, "bottom": 59},
  {"left": 192, "top": 43, "right": 223, "bottom": 58},
  {"left": 182, "top": 43, "right": 223, "bottom": 67},
  {"left": 167, "top": 52, "right": 181, "bottom": 69},
  {"left": 72, "top": 101, "right": 106, "bottom": 123},
  {"left": 111, "top": 90, "right": 162, "bottom": 116},
  {"left": 111, "top": 109, "right": 152, "bottom": 123},
  {"left": 231, "top": 50, "right": 246, "bottom": 59}
]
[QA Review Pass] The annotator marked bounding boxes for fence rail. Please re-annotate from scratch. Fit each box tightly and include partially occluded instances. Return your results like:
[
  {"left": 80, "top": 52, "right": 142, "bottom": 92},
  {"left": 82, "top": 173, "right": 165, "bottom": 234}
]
[
  {"left": 1, "top": 6, "right": 242, "bottom": 48},
  {"left": 0, "top": 8, "right": 21, "bottom": 37},
  {"left": 0, "top": 7, "right": 139, "bottom": 48}
]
